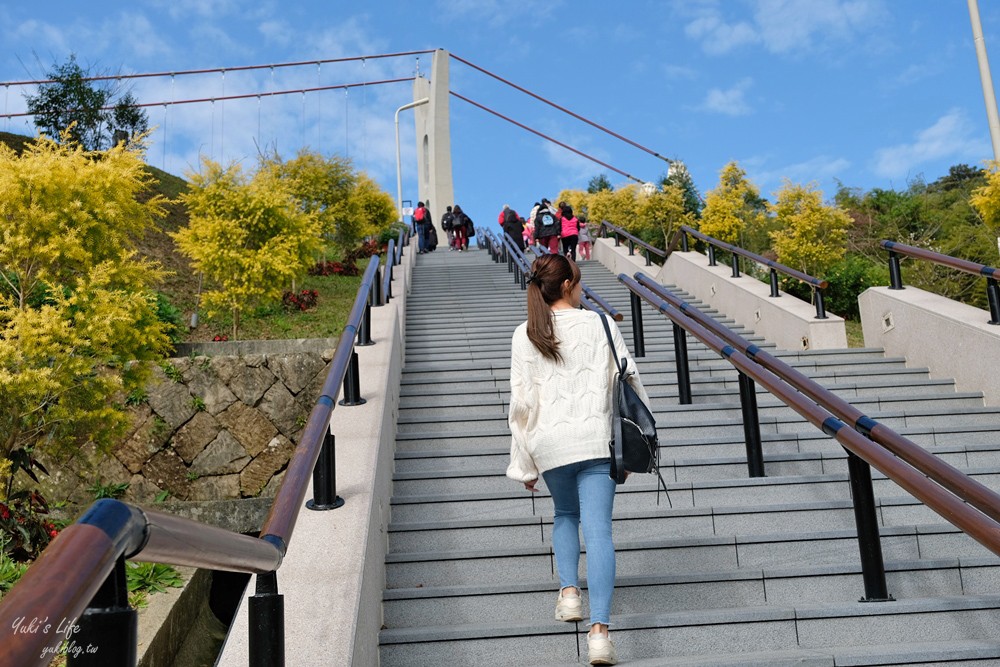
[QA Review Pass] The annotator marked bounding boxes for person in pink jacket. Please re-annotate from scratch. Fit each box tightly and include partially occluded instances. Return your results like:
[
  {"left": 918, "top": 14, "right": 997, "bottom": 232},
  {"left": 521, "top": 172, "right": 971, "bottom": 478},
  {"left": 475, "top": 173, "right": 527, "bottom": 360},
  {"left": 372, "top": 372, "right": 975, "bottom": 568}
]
[{"left": 559, "top": 202, "right": 580, "bottom": 261}]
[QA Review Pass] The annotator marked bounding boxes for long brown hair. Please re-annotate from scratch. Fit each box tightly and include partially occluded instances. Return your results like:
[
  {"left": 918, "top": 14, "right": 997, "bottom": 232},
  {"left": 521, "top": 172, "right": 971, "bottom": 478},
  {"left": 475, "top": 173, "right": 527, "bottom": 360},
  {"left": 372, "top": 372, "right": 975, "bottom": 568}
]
[{"left": 526, "top": 253, "right": 581, "bottom": 362}]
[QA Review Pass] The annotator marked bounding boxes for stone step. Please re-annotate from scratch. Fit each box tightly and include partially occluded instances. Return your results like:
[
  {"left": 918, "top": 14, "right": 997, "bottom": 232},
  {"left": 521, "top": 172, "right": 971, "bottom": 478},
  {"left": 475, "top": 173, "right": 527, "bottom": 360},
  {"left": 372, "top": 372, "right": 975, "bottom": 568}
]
[
  {"left": 386, "top": 494, "right": 975, "bottom": 554},
  {"left": 387, "top": 468, "right": 1000, "bottom": 523},
  {"left": 382, "top": 557, "right": 1000, "bottom": 629},
  {"left": 390, "top": 442, "right": 1000, "bottom": 496},
  {"left": 378, "top": 595, "right": 1000, "bottom": 666}
]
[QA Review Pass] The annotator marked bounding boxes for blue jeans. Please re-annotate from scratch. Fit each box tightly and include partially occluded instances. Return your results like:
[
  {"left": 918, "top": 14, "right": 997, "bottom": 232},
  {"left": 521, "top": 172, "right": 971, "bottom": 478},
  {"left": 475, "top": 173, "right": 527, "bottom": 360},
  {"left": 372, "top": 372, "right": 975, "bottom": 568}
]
[{"left": 542, "top": 458, "right": 616, "bottom": 625}]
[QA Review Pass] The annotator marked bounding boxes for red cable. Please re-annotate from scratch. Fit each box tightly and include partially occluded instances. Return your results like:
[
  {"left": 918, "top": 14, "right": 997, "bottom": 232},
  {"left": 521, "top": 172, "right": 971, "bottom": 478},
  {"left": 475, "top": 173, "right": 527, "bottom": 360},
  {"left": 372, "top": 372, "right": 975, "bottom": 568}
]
[
  {"left": 450, "top": 53, "right": 671, "bottom": 165},
  {"left": 1, "top": 50, "right": 435, "bottom": 87},
  {"left": 0, "top": 77, "right": 414, "bottom": 119},
  {"left": 450, "top": 90, "right": 643, "bottom": 184}
]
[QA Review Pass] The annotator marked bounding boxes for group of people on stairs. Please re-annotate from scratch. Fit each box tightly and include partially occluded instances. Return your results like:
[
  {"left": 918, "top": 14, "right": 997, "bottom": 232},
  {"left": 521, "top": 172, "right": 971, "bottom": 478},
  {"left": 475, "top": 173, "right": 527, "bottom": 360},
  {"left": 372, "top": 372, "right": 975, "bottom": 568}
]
[{"left": 497, "top": 199, "right": 594, "bottom": 261}]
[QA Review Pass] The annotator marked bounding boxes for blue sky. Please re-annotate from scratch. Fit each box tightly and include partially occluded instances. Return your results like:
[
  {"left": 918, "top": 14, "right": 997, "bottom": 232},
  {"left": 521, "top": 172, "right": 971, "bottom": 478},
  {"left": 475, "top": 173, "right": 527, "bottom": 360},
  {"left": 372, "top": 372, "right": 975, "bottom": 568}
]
[{"left": 1, "top": 1, "right": 998, "bottom": 226}]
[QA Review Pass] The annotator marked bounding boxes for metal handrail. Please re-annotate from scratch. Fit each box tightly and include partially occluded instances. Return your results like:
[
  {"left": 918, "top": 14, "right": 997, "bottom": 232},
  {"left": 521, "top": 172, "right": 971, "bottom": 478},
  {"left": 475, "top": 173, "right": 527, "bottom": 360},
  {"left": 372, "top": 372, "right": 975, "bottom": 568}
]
[
  {"left": 677, "top": 225, "right": 830, "bottom": 319},
  {"left": 0, "top": 255, "right": 385, "bottom": 667},
  {"left": 599, "top": 220, "right": 668, "bottom": 266},
  {"left": 633, "top": 272, "right": 1000, "bottom": 525},
  {"left": 620, "top": 273, "right": 1000, "bottom": 599},
  {"left": 881, "top": 239, "right": 1000, "bottom": 324}
]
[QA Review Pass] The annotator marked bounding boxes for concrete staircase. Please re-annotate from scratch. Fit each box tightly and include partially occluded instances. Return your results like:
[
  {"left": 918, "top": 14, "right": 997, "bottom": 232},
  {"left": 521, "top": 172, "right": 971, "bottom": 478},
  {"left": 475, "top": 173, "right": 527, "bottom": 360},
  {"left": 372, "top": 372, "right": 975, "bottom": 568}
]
[{"left": 379, "top": 248, "right": 1000, "bottom": 666}]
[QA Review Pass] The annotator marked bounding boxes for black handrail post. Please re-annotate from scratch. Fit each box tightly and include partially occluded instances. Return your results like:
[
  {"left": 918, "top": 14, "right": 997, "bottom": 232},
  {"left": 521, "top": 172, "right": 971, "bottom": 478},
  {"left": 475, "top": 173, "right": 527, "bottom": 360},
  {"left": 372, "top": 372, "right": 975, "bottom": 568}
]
[
  {"left": 814, "top": 288, "right": 828, "bottom": 319},
  {"left": 628, "top": 239, "right": 635, "bottom": 256},
  {"left": 630, "top": 292, "right": 646, "bottom": 358},
  {"left": 69, "top": 555, "right": 136, "bottom": 666},
  {"left": 888, "top": 250, "right": 903, "bottom": 289},
  {"left": 339, "top": 351, "right": 367, "bottom": 406},
  {"left": 738, "top": 372, "right": 765, "bottom": 477},
  {"left": 307, "top": 430, "right": 345, "bottom": 511},
  {"left": 732, "top": 254, "right": 741, "bottom": 278},
  {"left": 357, "top": 291, "right": 374, "bottom": 347},
  {"left": 672, "top": 322, "right": 692, "bottom": 405},
  {"left": 372, "top": 266, "right": 383, "bottom": 310},
  {"left": 614, "top": 232, "right": 620, "bottom": 247},
  {"left": 249, "top": 571, "right": 284, "bottom": 667},
  {"left": 645, "top": 249, "right": 652, "bottom": 266},
  {"left": 987, "top": 277, "right": 1000, "bottom": 325},
  {"left": 769, "top": 269, "right": 780, "bottom": 297},
  {"left": 680, "top": 231, "right": 689, "bottom": 252},
  {"left": 845, "top": 450, "right": 892, "bottom": 602},
  {"left": 708, "top": 245, "right": 717, "bottom": 266}
]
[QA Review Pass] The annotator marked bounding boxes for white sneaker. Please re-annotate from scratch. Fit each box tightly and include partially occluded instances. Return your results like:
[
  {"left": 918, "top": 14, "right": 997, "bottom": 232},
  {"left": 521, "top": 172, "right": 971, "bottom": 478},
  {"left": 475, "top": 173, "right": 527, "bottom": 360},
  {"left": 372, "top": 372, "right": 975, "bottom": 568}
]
[
  {"left": 554, "top": 589, "right": 583, "bottom": 622},
  {"left": 588, "top": 632, "right": 618, "bottom": 665}
]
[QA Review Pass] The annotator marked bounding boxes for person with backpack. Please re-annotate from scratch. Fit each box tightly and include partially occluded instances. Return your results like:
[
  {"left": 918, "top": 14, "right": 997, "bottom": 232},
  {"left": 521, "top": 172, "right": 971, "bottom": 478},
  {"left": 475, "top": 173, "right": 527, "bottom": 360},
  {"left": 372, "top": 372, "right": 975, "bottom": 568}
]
[
  {"left": 499, "top": 204, "right": 525, "bottom": 251},
  {"left": 531, "top": 198, "right": 561, "bottom": 253},
  {"left": 558, "top": 201, "right": 580, "bottom": 261},
  {"left": 452, "top": 204, "right": 472, "bottom": 251},
  {"left": 413, "top": 201, "right": 431, "bottom": 254},
  {"left": 507, "top": 253, "right": 649, "bottom": 666},
  {"left": 442, "top": 206, "right": 456, "bottom": 251}
]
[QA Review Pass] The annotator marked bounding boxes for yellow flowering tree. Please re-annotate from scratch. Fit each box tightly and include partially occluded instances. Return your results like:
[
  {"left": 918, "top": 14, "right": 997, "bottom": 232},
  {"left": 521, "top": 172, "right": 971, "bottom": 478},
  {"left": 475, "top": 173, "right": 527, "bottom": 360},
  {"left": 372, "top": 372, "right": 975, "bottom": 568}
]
[
  {"left": 769, "top": 181, "right": 850, "bottom": 277},
  {"left": 0, "top": 134, "right": 170, "bottom": 486},
  {"left": 700, "top": 162, "right": 769, "bottom": 249},
  {"left": 172, "top": 158, "right": 321, "bottom": 338},
  {"left": 970, "top": 160, "right": 1000, "bottom": 260}
]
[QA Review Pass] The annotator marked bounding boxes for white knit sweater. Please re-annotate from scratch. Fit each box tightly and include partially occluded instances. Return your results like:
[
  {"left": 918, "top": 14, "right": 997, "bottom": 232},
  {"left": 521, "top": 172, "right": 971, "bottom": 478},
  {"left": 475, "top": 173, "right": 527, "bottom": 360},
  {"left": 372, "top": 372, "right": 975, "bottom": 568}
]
[{"left": 506, "top": 308, "right": 651, "bottom": 482}]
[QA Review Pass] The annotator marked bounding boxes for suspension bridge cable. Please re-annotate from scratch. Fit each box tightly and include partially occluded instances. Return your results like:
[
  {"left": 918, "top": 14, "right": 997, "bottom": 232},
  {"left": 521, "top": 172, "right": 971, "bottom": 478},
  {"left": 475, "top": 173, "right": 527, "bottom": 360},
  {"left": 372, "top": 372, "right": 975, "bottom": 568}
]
[
  {"left": 0, "top": 50, "right": 436, "bottom": 87},
  {"left": 449, "top": 53, "right": 671, "bottom": 167},
  {"left": 0, "top": 77, "right": 415, "bottom": 119},
  {"left": 449, "top": 90, "right": 644, "bottom": 184}
]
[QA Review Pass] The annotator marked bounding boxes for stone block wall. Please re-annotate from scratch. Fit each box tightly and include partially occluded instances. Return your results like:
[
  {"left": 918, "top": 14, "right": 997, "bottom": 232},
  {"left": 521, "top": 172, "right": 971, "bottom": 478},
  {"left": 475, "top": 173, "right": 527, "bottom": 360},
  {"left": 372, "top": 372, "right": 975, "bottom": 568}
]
[{"left": 42, "top": 342, "right": 337, "bottom": 504}]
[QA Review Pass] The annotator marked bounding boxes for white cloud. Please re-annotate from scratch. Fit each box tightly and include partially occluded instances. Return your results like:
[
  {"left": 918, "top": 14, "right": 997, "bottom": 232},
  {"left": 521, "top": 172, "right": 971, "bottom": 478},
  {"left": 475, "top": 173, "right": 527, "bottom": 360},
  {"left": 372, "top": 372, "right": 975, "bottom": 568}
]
[
  {"left": 679, "top": 0, "right": 886, "bottom": 55},
  {"left": 700, "top": 78, "right": 753, "bottom": 116},
  {"left": 13, "top": 19, "right": 72, "bottom": 54},
  {"left": 752, "top": 155, "right": 852, "bottom": 192},
  {"left": 873, "top": 109, "right": 986, "bottom": 179},
  {"left": 113, "top": 13, "right": 172, "bottom": 59}
]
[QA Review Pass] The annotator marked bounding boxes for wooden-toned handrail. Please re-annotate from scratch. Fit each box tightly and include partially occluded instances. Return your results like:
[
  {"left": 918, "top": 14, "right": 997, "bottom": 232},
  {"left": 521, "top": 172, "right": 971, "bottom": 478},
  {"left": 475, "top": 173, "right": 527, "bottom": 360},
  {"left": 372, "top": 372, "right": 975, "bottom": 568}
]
[
  {"left": 599, "top": 221, "right": 668, "bottom": 259},
  {"left": 621, "top": 274, "right": 1000, "bottom": 559},
  {"left": 634, "top": 272, "right": 1000, "bottom": 524},
  {"left": 0, "top": 255, "right": 384, "bottom": 667},
  {"left": 259, "top": 255, "right": 382, "bottom": 547},
  {"left": 881, "top": 240, "right": 999, "bottom": 279},
  {"left": 679, "top": 225, "right": 827, "bottom": 289},
  {"left": 880, "top": 239, "right": 1000, "bottom": 324}
]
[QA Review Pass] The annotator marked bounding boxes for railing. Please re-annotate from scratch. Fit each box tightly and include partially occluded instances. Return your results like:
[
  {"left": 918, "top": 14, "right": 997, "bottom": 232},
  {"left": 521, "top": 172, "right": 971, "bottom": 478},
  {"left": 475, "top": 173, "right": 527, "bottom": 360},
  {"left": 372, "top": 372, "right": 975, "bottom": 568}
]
[
  {"left": 619, "top": 271, "right": 1000, "bottom": 602},
  {"left": 881, "top": 239, "right": 1000, "bottom": 325},
  {"left": 677, "top": 225, "right": 830, "bottom": 319},
  {"left": 599, "top": 221, "right": 668, "bottom": 266},
  {"left": 0, "top": 252, "right": 396, "bottom": 667},
  {"left": 482, "top": 228, "right": 622, "bottom": 321}
]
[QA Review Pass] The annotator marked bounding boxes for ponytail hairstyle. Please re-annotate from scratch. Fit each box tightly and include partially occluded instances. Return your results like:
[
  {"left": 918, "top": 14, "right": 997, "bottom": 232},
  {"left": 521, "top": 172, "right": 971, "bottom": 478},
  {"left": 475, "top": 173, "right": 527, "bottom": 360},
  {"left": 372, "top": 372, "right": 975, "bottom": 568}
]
[{"left": 525, "top": 253, "right": 581, "bottom": 362}]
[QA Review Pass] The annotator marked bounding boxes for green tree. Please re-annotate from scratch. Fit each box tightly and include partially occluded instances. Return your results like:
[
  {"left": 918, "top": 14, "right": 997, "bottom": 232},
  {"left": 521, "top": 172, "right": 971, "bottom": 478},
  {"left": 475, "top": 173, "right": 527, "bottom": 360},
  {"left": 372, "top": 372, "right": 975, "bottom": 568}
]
[
  {"left": 587, "top": 173, "right": 613, "bottom": 194},
  {"left": 172, "top": 158, "right": 321, "bottom": 338},
  {"left": 769, "top": 181, "right": 850, "bottom": 277},
  {"left": 699, "top": 162, "right": 769, "bottom": 251},
  {"left": 23, "top": 55, "right": 148, "bottom": 150},
  {"left": 0, "top": 133, "right": 170, "bottom": 487}
]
